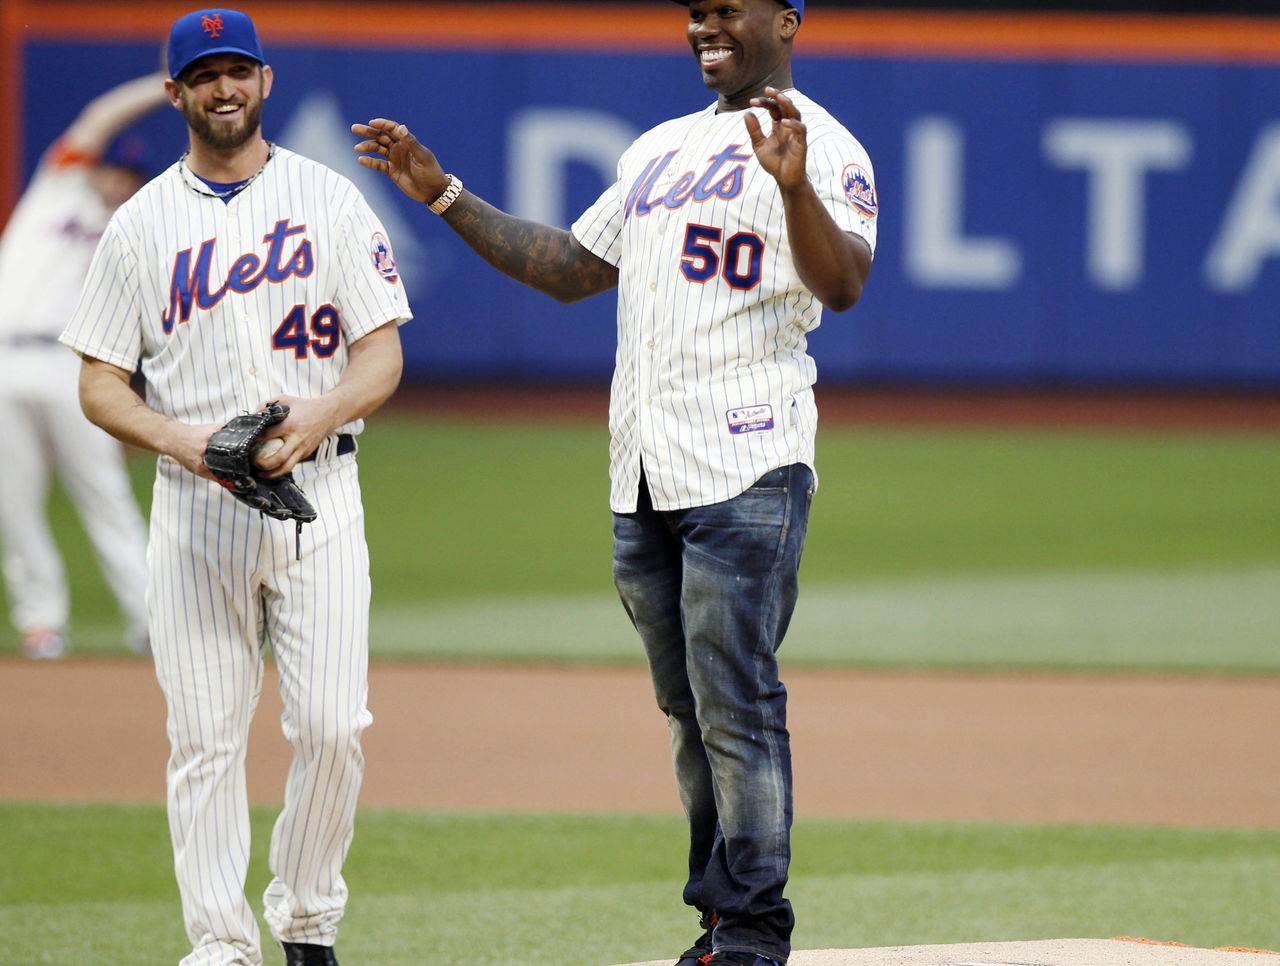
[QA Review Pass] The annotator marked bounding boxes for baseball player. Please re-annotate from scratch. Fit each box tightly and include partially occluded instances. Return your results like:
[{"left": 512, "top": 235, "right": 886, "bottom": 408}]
[
  {"left": 0, "top": 71, "right": 166, "bottom": 659},
  {"left": 61, "top": 10, "right": 411, "bottom": 966},
  {"left": 354, "top": 0, "right": 876, "bottom": 964}
]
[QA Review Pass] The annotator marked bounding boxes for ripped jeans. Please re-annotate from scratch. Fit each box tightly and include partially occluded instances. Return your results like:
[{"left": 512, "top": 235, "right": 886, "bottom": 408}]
[{"left": 612, "top": 463, "right": 814, "bottom": 964}]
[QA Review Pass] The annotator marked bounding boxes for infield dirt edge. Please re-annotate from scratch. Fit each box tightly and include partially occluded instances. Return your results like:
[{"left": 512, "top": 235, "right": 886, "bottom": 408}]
[{"left": 618, "top": 938, "right": 1280, "bottom": 966}]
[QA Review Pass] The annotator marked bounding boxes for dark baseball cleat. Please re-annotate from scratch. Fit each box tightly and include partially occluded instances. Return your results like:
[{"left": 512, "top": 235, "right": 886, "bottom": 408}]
[
  {"left": 675, "top": 912, "right": 719, "bottom": 966},
  {"left": 280, "top": 942, "right": 339, "bottom": 966}
]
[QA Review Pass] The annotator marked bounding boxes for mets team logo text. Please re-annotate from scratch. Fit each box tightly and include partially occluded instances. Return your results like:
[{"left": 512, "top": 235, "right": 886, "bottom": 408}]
[
  {"left": 162, "top": 219, "right": 314, "bottom": 333},
  {"left": 201, "top": 14, "right": 224, "bottom": 37},
  {"left": 842, "top": 163, "right": 878, "bottom": 219},
  {"left": 625, "top": 144, "right": 753, "bottom": 220}
]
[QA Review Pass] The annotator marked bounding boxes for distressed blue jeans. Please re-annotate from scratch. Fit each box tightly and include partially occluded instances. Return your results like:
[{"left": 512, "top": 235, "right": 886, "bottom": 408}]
[{"left": 612, "top": 464, "right": 814, "bottom": 964}]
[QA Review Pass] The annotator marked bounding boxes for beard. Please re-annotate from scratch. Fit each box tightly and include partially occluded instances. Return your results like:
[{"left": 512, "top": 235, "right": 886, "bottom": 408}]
[{"left": 181, "top": 90, "right": 264, "bottom": 151}]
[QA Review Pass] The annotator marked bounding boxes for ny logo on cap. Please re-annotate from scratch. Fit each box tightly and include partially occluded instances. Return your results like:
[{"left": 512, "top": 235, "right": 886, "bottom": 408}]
[{"left": 201, "top": 14, "right": 224, "bottom": 37}]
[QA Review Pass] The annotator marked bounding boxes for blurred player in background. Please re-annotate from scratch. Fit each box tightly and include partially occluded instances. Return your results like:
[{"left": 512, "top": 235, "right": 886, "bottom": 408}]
[
  {"left": 0, "top": 71, "right": 167, "bottom": 658},
  {"left": 355, "top": 0, "right": 876, "bottom": 963}
]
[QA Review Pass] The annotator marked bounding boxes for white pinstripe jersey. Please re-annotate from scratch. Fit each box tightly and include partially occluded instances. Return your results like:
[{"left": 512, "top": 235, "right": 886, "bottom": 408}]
[
  {"left": 572, "top": 89, "right": 877, "bottom": 513},
  {"left": 61, "top": 145, "right": 412, "bottom": 429}
]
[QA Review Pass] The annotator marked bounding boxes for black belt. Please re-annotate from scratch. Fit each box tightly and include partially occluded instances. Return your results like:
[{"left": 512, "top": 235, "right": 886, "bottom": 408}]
[{"left": 300, "top": 434, "right": 355, "bottom": 462}]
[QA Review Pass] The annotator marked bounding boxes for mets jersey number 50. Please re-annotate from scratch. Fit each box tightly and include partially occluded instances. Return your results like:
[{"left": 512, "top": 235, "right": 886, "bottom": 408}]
[{"left": 680, "top": 224, "right": 765, "bottom": 290}]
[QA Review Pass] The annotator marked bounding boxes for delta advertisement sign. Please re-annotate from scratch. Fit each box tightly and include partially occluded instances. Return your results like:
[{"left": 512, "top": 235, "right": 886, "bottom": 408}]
[{"left": 16, "top": 17, "right": 1280, "bottom": 387}]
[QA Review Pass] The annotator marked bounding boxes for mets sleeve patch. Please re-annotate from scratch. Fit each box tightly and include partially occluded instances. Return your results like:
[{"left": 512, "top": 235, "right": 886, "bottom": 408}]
[
  {"left": 842, "top": 163, "right": 878, "bottom": 219},
  {"left": 370, "top": 231, "right": 399, "bottom": 283}
]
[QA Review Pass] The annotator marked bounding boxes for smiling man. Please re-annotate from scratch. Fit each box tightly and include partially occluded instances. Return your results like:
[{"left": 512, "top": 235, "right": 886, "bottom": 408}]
[
  {"left": 354, "top": 1, "right": 877, "bottom": 964},
  {"left": 62, "top": 9, "right": 412, "bottom": 966}
]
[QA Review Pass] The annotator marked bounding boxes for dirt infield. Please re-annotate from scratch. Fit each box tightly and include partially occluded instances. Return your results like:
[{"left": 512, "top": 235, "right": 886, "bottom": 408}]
[
  {"left": 2, "top": 657, "right": 1277, "bottom": 828},
  {"left": 623, "top": 939, "right": 1280, "bottom": 966}
]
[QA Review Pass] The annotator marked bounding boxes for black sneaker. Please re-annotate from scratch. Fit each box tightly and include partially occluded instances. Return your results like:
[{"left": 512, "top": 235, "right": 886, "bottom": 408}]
[
  {"left": 704, "top": 953, "right": 783, "bottom": 966},
  {"left": 674, "top": 912, "right": 719, "bottom": 966},
  {"left": 280, "top": 942, "right": 339, "bottom": 966}
]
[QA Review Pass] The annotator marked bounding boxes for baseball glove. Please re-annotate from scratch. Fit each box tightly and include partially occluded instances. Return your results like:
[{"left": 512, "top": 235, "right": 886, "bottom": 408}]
[{"left": 202, "top": 402, "right": 318, "bottom": 526}]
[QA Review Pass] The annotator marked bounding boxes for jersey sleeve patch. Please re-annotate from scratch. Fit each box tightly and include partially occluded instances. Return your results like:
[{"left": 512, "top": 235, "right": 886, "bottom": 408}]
[
  {"left": 369, "top": 232, "right": 399, "bottom": 283},
  {"left": 842, "top": 163, "right": 878, "bottom": 219}
]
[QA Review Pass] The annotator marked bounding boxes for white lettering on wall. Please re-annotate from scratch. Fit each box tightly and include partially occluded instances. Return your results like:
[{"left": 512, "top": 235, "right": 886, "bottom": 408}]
[
  {"left": 1043, "top": 118, "right": 1191, "bottom": 290},
  {"left": 1205, "top": 122, "right": 1280, "bottom": 292},
  {"left": 904, "top": 115, "right": 1022, "bottom": 290},
  {"left": 507, "top": 108, "right": 638, "bottom": 228}
]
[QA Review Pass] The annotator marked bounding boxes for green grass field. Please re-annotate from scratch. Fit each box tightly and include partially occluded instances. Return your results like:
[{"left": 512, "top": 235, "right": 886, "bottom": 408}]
[
  {"left": 4, "top": 410, "right": 1279, "bottom": 965},
  {"left": 2, "top": 802, "right": 1278, "bottom": 966},
  {"left": 23, "top": 414, "right": 1280, "bottom": 672}
]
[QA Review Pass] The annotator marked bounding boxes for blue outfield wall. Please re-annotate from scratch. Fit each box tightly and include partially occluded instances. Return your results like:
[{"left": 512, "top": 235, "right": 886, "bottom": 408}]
[{"left": 21, "top": 40, "right": 1280, "bottom": 388}]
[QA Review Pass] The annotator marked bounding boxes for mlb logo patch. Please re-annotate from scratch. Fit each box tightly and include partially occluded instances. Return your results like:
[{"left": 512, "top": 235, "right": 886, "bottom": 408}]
[
  {"left": 842, "top": 163, "right": 878, "bottom": 219},
  {"left": 726, "top": 404, "right": 775, "bottom": 435},
  {"left": 370, "top": 232, "right": 399, "bottom": 283}
]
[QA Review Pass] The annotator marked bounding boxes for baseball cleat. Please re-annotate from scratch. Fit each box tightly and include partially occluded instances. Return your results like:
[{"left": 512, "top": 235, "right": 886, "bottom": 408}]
[
  {"left": 22, "top": 627, "right": 67, "bottom": 659},
  {"left": 280, "top": 941, "right": 339, "bottom": 965}
]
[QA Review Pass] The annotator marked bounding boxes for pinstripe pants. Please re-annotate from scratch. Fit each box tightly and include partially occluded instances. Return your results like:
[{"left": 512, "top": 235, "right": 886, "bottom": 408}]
[{"left": 149, "top": 449, "right": 370, "bottom": 966}]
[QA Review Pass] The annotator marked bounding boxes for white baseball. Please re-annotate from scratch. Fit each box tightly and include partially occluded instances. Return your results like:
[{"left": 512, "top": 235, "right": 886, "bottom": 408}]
[{"left": 255, "top": 437, "right": 285, "bottom": 460}]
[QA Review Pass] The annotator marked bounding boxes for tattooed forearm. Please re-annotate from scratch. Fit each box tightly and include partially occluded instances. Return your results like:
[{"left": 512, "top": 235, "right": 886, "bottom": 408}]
[{"left": 444, "top": 194, "right": 618, "bottom": 303}]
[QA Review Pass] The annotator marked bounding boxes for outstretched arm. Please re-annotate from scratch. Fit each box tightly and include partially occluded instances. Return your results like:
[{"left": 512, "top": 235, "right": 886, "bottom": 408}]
[
  {"left": 57, "top": 72, "right": 168, "bottom": 160},
  {"left": 352, "top": 119, "right": 617, "bottom": 303},
  {"left": 745, "top": 88, "right": 872, "bottom": 312}
]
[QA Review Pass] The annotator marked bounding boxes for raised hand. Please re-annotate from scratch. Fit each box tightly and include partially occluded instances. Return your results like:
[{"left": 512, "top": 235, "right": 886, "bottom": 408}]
[
  {"left": 352, "top": 118, "right": 450, "bottom": 205},
  {"left": 744, "top": 87, "right": 808, "bottom": 190}
]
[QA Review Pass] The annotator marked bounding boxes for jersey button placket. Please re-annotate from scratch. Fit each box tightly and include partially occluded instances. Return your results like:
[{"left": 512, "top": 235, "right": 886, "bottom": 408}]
[
  {"left": 215, "top": 205, "right": 250, "bottom": 406},
  {"left": 229, "top": 211, "right": 267, "bottom": 406}
]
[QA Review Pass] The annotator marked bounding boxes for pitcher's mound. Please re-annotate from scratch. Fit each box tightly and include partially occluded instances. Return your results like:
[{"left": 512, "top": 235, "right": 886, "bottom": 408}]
[{"left": 619, "top": 939, "right": 1278, "bottom": 966}]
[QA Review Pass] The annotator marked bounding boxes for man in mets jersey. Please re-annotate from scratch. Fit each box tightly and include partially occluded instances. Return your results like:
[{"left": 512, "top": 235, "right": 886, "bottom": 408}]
[
  {"left": 354, "top": 1, "right": 876, "bottom": 963},
  {"left": 62, "top": 10, "right": 411, "bottom": 966},
  {"left": 0, "top": 71, "right": 165, "bottom": 659}
]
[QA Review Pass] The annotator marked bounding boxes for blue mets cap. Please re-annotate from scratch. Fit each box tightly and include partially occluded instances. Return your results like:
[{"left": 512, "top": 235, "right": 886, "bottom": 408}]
[
  {"left": 672, "top": 0, "right": 803, "bottom": 21},
  {"left": 167, "top": 8, "right": 265, "bottom": 80}
]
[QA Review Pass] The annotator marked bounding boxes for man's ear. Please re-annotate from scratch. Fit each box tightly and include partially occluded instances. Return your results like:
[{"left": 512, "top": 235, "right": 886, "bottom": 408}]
[
  {"left": 779, "top": 7, "right": 799, "bottom": 39},
  {"left": 164, "top": 77, "right": 183, "bottom": 110},
  {"left": 262, "top": 64, "right": 275, "bottom": 99}
]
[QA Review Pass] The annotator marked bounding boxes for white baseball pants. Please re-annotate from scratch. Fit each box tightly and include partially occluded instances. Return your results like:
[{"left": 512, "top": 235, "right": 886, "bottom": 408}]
[{"left": 148, "top": 447, "right": 371, "bottom": 966}]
